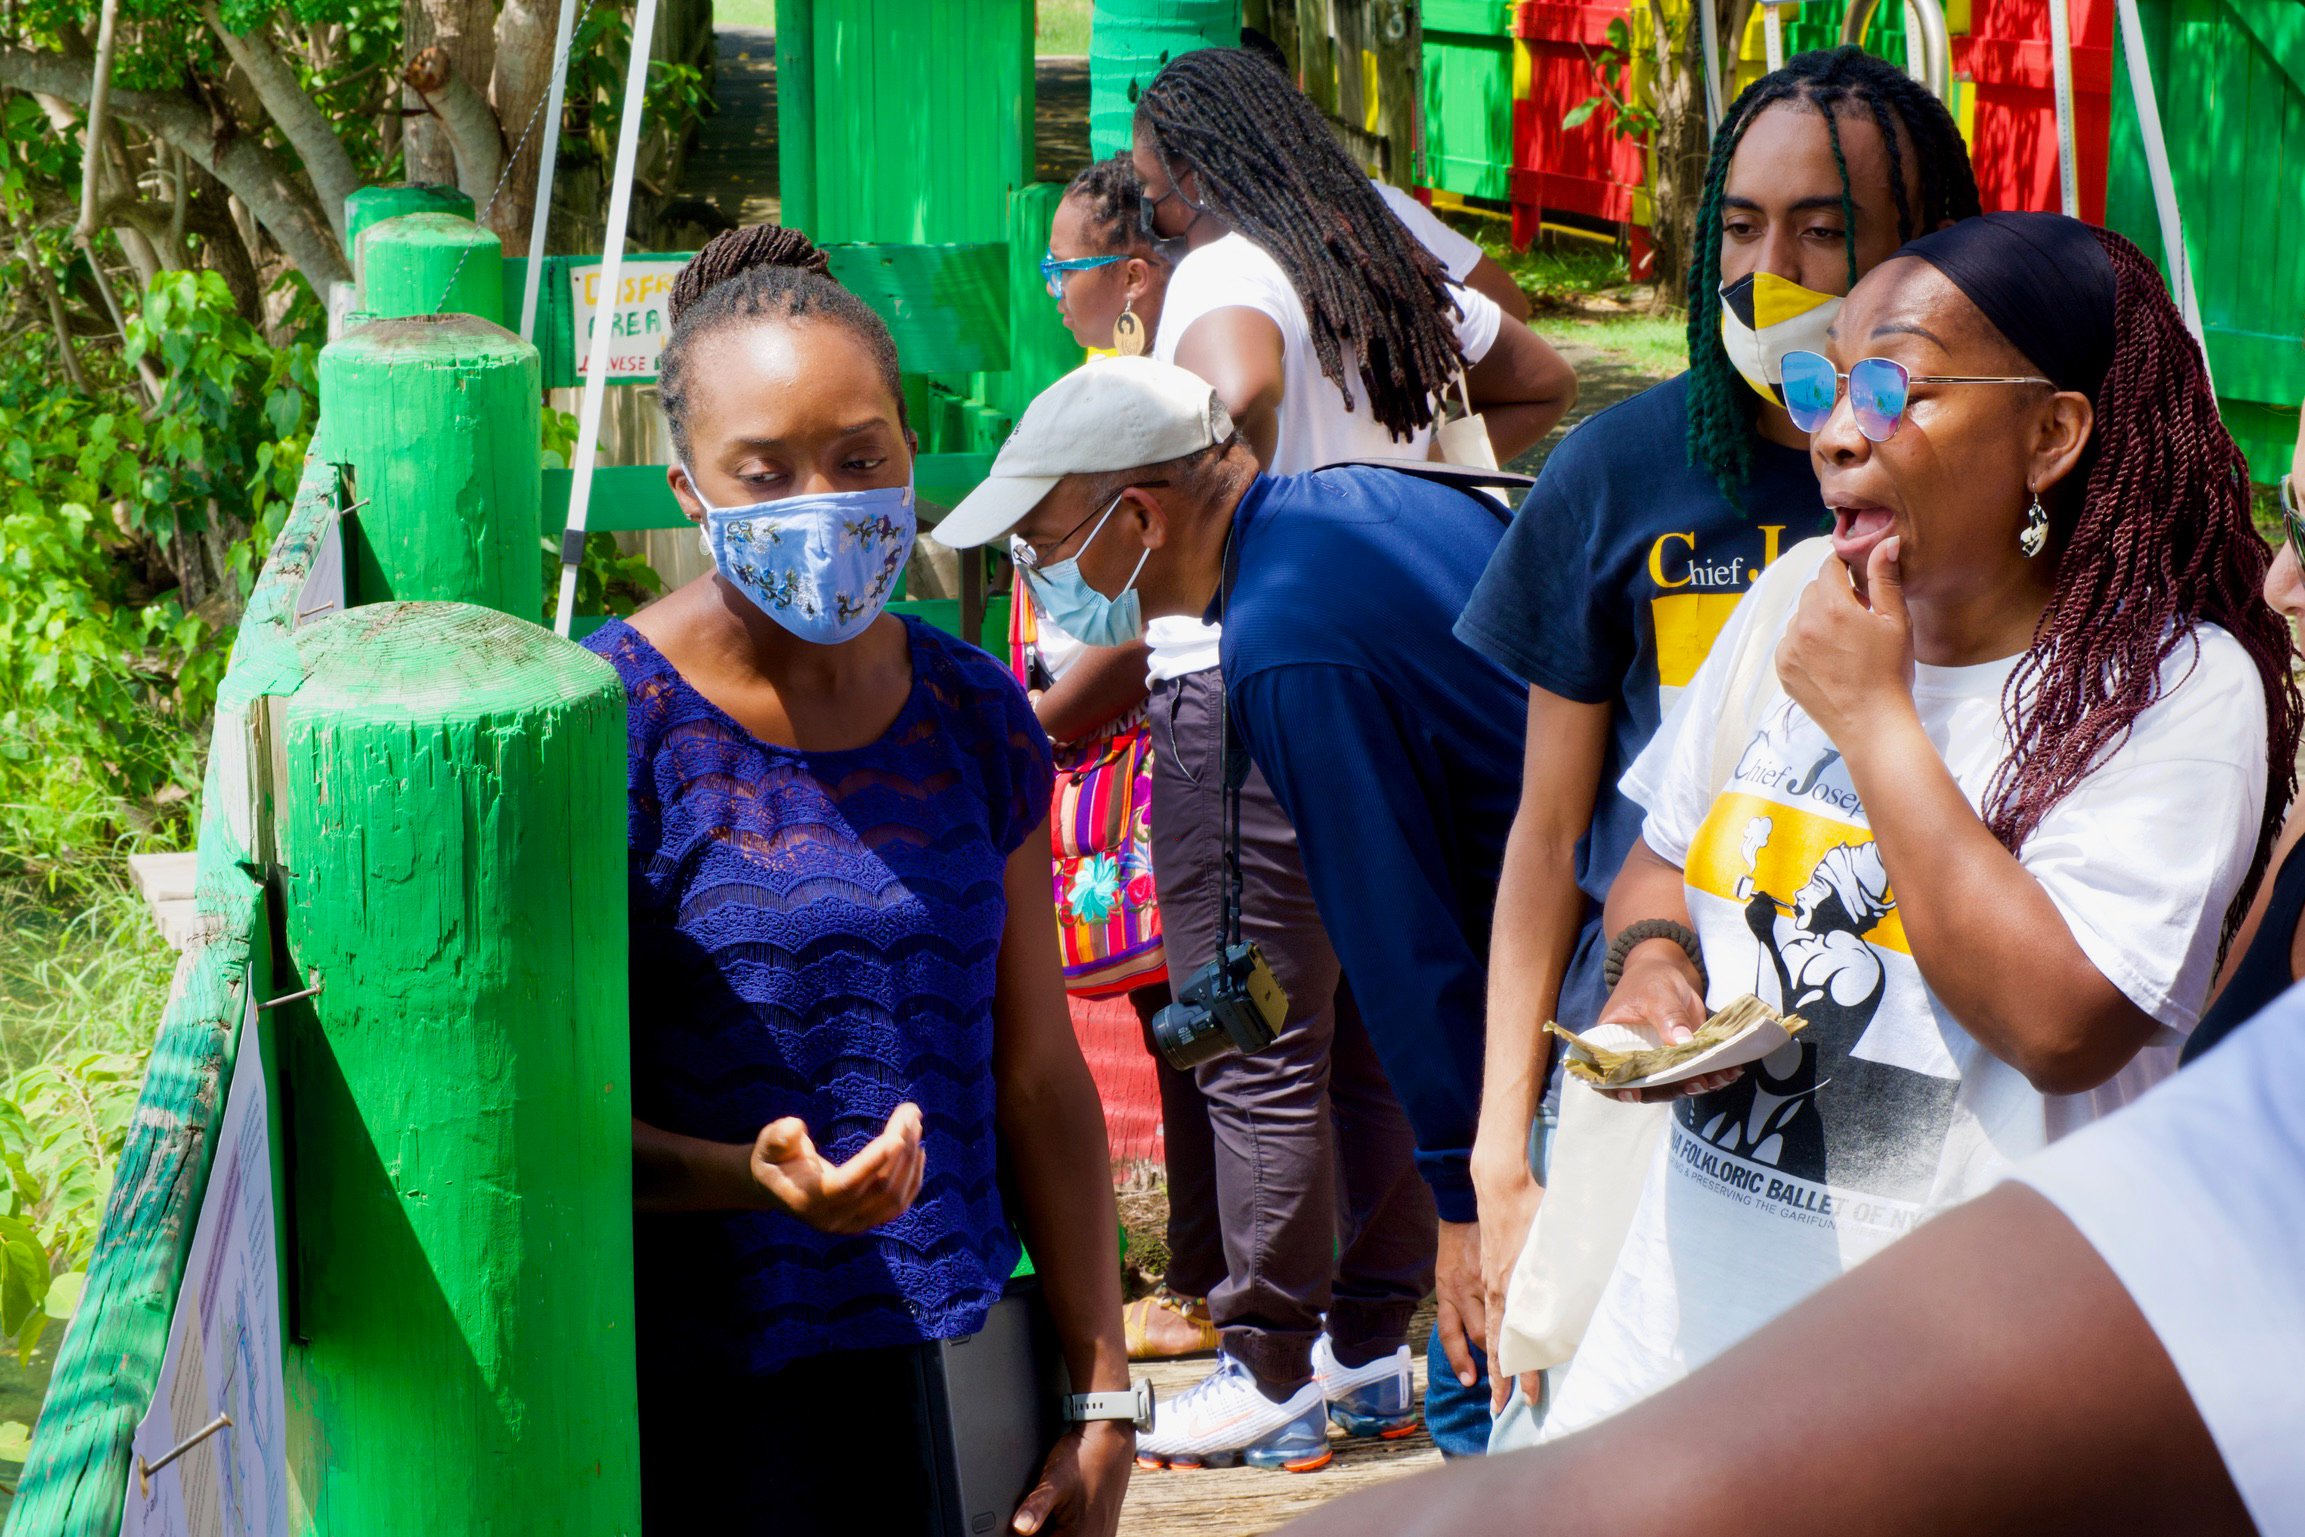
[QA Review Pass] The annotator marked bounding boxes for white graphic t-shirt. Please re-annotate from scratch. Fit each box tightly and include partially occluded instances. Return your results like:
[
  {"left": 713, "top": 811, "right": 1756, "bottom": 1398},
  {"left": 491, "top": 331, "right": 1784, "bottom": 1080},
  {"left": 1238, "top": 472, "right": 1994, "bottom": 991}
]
[{"left": 1544, "top": 552, "right": 2268, "bottom": 1436}]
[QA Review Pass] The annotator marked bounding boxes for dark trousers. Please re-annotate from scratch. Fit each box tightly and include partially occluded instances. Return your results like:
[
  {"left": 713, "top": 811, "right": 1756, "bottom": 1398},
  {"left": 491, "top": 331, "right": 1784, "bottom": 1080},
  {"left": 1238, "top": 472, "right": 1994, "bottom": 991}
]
[
  {"left": 1129, "top": 983, "right": 1228, "bottom": 1298},
  {"left": 1149, "top": 668, "right": 1436, "bottom": 1388},
  {"left": 640, "top": 1341, "right": 935, "bottom": 1532}
]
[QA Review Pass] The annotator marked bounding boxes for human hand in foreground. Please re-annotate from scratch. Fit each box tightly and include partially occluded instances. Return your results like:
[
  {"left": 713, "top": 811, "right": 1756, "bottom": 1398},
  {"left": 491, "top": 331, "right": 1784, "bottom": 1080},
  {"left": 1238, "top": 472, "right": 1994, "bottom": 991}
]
[
  {"left": 1596, "top": 949, "right": 1741, "bottom": 1105},
  {"left": 1775, "top": 537, "right": 1919, "bottom": 745},
  {"left": 1468, "top": 1130, "right": 1545, "bottom": 1412},
  {"left": 1435, "top": 1218, "right": 1486, "bottom": 1391},
  {"left": 750, "top": 1102, "right": 924, "bottom": 1233},
  {"left": 1013, "top": 1421, "right": 1133, "bottom": 1536}
]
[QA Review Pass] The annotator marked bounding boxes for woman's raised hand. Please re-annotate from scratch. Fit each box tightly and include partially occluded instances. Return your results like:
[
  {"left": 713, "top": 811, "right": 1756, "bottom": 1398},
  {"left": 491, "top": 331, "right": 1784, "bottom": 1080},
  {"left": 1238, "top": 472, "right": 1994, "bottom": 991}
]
[
  {"left": 750, "top": 1103, "right": 926, "bottom": 1234},
  {"left": 1776, "top": 537, "right": 1919, "bottom": 744}
]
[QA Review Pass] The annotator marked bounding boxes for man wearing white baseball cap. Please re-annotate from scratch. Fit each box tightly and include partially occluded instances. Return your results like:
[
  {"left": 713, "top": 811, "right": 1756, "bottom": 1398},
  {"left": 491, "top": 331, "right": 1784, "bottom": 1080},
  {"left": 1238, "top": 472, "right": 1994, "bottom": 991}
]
[{"left": 940, "top": 356, "right": 1533, "bottom": 1471}]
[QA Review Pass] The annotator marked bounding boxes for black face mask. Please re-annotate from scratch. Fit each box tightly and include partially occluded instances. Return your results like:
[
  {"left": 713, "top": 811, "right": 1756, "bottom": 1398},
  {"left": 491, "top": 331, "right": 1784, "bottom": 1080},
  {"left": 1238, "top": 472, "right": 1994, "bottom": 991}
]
[{"left": 1138, "top": 182, "right": 1201, "bottom": 268}]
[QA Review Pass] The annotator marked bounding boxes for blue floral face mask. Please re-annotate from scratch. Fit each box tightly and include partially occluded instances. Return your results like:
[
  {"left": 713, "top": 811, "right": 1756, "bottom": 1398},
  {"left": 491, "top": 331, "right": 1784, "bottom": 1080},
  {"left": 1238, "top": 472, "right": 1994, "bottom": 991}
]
[
  {"left": 1013, "top": 490, "right": 1151, "bottom": 648},
  {"left": 686, "top": 472, "right": 916, "bottom": 645}
]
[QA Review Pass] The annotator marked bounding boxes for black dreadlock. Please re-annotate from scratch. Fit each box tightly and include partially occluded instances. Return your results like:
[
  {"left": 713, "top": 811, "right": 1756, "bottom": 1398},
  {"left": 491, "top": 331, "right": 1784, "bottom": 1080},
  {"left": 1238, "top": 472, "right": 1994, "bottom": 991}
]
[
  {"left": 1687, "top": 47, "right": 1981, "bottom": 497},
  {"left": 1061, "top": 154, "right": 1153, "bottom": 256},
  {"left": 1134, "top": 47, "right": 1464, "bottom": 442},
  {"left": 658, "top": 224, "right": 907, "bottom": 464}
]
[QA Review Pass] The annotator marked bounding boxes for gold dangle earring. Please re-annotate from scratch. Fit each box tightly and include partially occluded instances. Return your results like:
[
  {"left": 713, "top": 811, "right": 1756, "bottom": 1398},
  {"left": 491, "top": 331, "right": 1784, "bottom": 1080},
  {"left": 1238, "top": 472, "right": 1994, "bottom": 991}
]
[
  {"left": 2020, "top": 486, "right": 2050, "bottom": 559},
  {"left": 1112, "top": 297, "right": 1146, "bottom": 357}
]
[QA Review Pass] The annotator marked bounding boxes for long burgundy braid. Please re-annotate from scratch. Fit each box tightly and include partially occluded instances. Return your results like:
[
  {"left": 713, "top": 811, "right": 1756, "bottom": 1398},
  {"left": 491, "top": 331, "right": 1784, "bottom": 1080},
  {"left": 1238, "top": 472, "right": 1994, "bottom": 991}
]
[{"left": 1984, "top": 227, "right": 2299, "bottom": 940}]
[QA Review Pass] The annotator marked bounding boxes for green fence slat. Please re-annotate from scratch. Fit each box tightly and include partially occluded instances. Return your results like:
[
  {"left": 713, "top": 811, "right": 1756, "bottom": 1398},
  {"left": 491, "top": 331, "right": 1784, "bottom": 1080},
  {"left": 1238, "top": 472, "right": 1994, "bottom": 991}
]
[{"left": 823, "top": 243, "right": 1012, "bottom": 374}]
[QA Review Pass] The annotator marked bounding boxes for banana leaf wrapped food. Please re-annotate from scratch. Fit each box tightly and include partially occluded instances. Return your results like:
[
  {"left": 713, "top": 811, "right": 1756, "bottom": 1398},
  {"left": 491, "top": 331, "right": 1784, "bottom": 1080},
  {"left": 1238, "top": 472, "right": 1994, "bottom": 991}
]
[{"left": 1544, "top": 994, "right": 1808, "bottom": 1091}]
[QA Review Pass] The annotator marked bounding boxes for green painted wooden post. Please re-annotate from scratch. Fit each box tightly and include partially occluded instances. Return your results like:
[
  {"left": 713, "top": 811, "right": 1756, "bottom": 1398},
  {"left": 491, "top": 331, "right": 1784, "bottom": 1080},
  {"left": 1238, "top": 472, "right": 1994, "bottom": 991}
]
[
  {"left": 775, "top": 0, "right": 817, "bottom": 232},
  {"left": 343, "top": 183, "right": 476, "bottom": 258},
  {"left": 275, "top": 599, "right": 636, "bottom": 1536},
  {"left": 357, "top": 211, "right": 505, "bottom": 322},
  {"left": 317, "top": 315, "right": 541, "bottom": 618},
  {"left": 1088, "top": 0, "right": 1240, "bottom": 158}
]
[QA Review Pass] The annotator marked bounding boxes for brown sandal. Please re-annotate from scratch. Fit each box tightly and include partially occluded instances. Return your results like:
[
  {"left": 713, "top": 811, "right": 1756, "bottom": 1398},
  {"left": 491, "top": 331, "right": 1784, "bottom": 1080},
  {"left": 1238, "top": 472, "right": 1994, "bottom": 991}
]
[{"left": 1122, "top": 1287, "right": 1219, "bottom": 1360}]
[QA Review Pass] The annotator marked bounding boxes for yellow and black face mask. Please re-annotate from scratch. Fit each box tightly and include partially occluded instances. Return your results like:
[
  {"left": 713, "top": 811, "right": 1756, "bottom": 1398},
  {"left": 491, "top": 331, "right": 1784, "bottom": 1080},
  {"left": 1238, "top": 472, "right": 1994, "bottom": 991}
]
[{"left": 1719, "top": 272, "right": 1842, "bottom": 405}]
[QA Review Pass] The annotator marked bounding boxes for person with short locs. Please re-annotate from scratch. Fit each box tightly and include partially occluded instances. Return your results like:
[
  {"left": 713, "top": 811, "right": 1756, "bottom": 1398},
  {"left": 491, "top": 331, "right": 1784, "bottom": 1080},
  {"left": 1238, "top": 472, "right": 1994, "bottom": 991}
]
[
  {"left": 1032, "top": 154, "right": 1224, "bottom": 1363},
  {"left": 585, "top": 225, "right": 1131, "bottom": 1536},
  {"left": 1455, "top": 47, "right": 1983, "bottom": 1446},
  {"left": 935, "top": 356, "right": 1536, "bottom": 1476},
  {"left": 1125, "top": 42, "right": 1577, "bottom": 1462},
  {"left": 1542, "top": 209, "right": 2298, "bottom": 1437}
]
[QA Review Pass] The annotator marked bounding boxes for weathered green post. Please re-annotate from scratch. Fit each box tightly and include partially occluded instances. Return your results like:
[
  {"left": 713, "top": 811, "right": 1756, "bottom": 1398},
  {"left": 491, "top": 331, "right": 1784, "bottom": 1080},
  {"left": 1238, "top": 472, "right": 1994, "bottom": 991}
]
[
  {"left": 343, "top": 182, "right": 477, "bottom": 257},
  {"left": 276, "top": 599, "right": 637, "bottom": 1535},
  {"left": 317, "top": 314, "right": 540, "bottom": 617},
  {"left": 1088, "top": 0, "right": 1240, "bottom": 157},
  {"left": 357, "top": 210, "right": 505, "bottom": 323}
]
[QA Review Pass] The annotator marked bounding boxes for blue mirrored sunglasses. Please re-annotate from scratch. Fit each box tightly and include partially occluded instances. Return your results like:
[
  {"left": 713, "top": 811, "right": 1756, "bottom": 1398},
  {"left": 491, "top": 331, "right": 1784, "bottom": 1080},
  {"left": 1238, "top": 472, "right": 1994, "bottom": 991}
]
[
  {"left": 1779, "top": 349, "right": 2052, "bottom": 442},
  {"left": 1040, "top": 251, "right": 1124, "bottom": 297}
]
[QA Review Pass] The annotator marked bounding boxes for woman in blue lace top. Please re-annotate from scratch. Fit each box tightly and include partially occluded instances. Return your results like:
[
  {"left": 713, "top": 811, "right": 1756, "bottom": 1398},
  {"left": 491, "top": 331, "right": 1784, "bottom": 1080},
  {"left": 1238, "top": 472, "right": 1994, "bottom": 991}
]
[{"left": 581, "top": 226, "right": 1131, "bottom": 1535}]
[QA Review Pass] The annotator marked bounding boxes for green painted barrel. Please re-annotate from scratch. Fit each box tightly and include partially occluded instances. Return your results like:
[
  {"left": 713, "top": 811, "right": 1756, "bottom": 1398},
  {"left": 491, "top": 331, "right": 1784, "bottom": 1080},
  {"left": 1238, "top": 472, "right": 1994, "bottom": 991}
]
[
  {"left": 1088, "top": 0, "right": 1240, "bottom": 158},
  {"left": 317, "top": 314, "right": 540, "bottom": 618},
  {"left": 343, "top": 183, "right": 477, "bottom": 259},
  {"left": 356, "top": 211, "right": 504, "bottom": 323},
  {"left": 277, "top": 599, "right": 637, "bottom": 1535}
]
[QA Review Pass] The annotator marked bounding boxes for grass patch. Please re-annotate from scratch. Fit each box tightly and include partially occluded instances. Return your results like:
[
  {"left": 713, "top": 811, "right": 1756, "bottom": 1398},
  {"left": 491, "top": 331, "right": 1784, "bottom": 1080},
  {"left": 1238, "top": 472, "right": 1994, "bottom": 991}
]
[
  {"left": 714, "top": 0, "right": 776, "bottom": 31},
  {"left": 1551, "top": 311, "right": 1690, "bottom": 379},
  {"left": 1036, "top": 0, "right": 1093, "bottom": 54},
  {"left": 0, "top": 874, "right": 176, "bottom": 1078}
]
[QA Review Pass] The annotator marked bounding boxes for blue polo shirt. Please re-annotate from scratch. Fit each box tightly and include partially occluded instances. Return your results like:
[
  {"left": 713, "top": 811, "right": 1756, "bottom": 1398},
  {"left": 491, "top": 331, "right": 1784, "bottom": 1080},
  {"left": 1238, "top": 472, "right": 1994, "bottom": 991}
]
[
  {"left": 1453, "top": 374, "right": 1821, "bottom": 1032},
  {"left": 1218, "top": 464, "right": 1527, "bottom": 1221}
]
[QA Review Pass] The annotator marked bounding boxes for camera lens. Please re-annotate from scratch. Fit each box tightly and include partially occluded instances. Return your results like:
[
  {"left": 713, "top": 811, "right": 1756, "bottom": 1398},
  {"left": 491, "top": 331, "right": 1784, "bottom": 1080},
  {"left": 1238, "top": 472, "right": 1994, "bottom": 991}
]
[{"left": 1150, "top": 1000, "right": 1235, "bottom": 1071}]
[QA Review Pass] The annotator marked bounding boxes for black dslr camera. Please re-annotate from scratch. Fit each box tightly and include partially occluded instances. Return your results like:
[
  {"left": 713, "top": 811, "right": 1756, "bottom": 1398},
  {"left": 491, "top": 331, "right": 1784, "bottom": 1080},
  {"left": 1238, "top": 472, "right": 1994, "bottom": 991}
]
[{"left": 1150, "top": 941, "right": 1289, "bottom": 1070}]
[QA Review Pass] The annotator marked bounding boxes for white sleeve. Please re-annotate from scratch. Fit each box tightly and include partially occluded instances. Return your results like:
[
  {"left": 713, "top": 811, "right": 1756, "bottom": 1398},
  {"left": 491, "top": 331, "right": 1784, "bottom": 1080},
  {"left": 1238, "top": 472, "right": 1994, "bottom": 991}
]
[
  {"left": 1448, "top": 280, "right": 1504, "bottom": 366},
  {"left": 1376, "top": 182, "right": 1484, "bottom": 280},
  {"left": 2016, "top": 998, "right": 2305, "bottom": 1535},
  {"left": 2014, "top": 627, "right": 2267, "bottom": 1032},
  {"left": 1151, "top": 238, "right": 1294, "bottom": 364}
]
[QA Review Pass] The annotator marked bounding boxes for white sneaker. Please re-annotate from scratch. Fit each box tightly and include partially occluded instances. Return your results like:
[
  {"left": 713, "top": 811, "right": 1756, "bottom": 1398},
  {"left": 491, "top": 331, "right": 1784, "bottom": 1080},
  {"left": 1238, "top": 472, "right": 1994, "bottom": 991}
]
[
  {"left": 1134, "top": 1353, "right": 1333, "bottom": 1472},
  {"left": 1312, "top": 1334, "right": 1420, "bottom": 1439}
]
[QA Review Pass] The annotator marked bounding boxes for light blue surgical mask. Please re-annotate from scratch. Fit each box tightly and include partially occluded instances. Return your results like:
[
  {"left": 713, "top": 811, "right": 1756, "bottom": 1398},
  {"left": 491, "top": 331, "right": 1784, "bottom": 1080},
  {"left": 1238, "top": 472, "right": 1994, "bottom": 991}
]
[
  {"left": 1014, "top": 491, "right": 1150, "bottom": 648},
  {"left": 686, "top": 470, "right": 916, "bottom": 645}
]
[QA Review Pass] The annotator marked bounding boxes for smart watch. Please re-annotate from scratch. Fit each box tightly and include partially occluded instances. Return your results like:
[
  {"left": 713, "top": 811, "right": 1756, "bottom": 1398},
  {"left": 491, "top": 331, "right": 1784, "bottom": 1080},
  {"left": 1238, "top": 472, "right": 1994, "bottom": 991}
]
[{"left": 1065, "top": 1380, "right": 1156, "bottom": 1430}]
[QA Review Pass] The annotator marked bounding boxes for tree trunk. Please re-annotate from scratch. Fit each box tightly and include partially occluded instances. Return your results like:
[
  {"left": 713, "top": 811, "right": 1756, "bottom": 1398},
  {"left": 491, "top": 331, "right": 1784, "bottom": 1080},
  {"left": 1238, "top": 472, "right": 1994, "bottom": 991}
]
[
  {"left": 405, "top": 48, "right": 505, "bottom": 207},
  {"left": 181, "top": 158, "right": 266, "bottom": 322},
  {"left": 488, "top": 0, "right": 558, "bottom": 251},
  {"left": 0, "top": 48, "right": 352, "bottom": 287},
  {"left": 401, "top": 0, "right": 498, "bottom": 193},
  {"left": 1644, "top": 3, "right": 1714, "bottom": 315},
  {"left": 203, "top": 1, "right": 359, "bottom": 250}
]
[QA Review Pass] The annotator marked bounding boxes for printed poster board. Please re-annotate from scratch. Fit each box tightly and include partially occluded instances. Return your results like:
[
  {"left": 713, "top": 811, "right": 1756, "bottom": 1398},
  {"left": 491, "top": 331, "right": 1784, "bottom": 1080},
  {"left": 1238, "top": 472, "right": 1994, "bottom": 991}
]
[
  {"left": 120, "top": 987, "right": 287, "bottom": 1537},
  {"left": 567, "top": 260, "right": 687, "bottom": 382}
]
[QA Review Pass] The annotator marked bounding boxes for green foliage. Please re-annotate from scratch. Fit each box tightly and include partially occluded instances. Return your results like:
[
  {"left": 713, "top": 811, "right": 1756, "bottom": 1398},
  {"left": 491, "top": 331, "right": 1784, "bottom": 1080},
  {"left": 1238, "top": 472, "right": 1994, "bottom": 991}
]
[
  {"left": 1565, "top": 13, "right": 1669, "bottom": 143},
  {"left": 569, "top": 3, "right": 715, "bottom": 169},
  {"left": 0, "top": 878, "right": 174, "bottom": 1382},
  {"left": 0, "top": 271, "right": 319, "bottom": 886},
  {"left": 537, "top": 406, "right": 665, "bottom": 618}
]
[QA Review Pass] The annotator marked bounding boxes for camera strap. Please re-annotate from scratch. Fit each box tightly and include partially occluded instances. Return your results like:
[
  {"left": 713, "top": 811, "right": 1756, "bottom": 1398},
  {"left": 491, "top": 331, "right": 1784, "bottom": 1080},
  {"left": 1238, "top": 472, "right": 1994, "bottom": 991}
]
[
  {"left": 1215, "top": 519, "right": 1248, "bottom": 953},
  {"left": 1216, "top": 685, "right": 1247, "bottom": 950}
]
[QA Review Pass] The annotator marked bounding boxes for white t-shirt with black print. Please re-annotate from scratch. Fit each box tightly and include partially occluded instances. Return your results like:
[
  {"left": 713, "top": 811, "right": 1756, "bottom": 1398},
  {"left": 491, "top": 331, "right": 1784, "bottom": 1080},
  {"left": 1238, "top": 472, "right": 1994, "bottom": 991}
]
[{"left": 1543, "top": 550, "right": 2269, "bottom": 1436}]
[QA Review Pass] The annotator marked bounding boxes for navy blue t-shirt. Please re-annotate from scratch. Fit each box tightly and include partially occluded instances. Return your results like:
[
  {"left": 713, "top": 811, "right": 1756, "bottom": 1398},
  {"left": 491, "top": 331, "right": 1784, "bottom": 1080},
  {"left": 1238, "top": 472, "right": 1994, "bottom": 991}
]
[
  {"left": 1454, "top": 373, "right": 1822, "bottom": 1031},
  {"left": 1220, "top": 465, "right": 1528, "bottom": 1221}
]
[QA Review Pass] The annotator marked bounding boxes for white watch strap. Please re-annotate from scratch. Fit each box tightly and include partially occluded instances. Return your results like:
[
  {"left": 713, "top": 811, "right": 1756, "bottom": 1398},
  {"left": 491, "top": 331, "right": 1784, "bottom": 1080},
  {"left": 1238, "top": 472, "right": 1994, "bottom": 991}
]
[{"left": 1066, "top": 1381, "right": 1154, "bottom": 1429}]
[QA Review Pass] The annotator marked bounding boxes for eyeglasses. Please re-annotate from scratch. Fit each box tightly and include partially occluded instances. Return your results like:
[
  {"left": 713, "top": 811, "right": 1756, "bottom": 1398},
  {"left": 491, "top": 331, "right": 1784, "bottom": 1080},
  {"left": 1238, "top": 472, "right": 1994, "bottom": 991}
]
[
  {"left": 2280, "top": 473, "right": 2304, "bottom": 569},
  {"left": 1780, "top": 350, "right": 2053, "bottom": 442},
  {"left": 1040, "top": 251, "right": 1124, "bottom": 298},
  {"left": 1009, "top": 481, "right": 1169, "bottom": 571}
]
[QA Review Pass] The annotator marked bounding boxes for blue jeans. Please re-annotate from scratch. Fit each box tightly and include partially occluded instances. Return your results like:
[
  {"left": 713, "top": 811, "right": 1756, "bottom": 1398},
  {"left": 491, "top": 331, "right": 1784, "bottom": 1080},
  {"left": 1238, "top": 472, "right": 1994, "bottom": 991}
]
[{"left": 1423, "top": 1329, "right": 1494, "bottom": 1457}]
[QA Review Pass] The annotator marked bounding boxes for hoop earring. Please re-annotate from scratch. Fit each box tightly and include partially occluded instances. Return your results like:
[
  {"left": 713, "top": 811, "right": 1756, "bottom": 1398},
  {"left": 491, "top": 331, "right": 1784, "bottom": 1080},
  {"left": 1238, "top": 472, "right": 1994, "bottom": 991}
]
[
  {"left": 2020, "top": 488, "right": 2050, "bottom": 559},
  {"left": 1112, "top": 300, "right": 1146, "bottom": 357}
]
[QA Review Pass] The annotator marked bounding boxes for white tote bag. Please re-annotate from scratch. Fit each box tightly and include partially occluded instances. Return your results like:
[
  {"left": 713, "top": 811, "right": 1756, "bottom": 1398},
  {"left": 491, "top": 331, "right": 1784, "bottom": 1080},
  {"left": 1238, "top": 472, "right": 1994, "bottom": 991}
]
[{"left": 1494, "top": 536, "right": 1832, "bottom": 1376}]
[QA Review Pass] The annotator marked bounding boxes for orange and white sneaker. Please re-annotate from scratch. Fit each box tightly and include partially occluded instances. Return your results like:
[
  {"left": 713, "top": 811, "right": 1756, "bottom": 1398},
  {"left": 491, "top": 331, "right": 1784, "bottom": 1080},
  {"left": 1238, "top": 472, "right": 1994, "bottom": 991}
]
[
  {"left": 1313, "top": 1334, "right": 1420, "bottom": 1439},
  {"left": 1133, "top": 1354, "right": 1332, "bottom": 1472}
]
